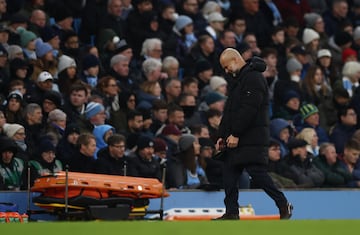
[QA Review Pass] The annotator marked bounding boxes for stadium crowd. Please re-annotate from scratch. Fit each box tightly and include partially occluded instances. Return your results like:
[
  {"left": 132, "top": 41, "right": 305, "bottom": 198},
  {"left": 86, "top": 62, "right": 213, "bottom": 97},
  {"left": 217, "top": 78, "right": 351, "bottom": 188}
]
[{"left": 0, "top": 0, "right": 360, "bottom": 190}]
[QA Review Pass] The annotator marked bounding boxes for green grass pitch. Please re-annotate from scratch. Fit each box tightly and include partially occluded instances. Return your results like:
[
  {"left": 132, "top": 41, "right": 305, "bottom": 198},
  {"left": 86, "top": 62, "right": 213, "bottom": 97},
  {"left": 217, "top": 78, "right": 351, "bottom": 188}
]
[{"left": 0, "top": 220, "right": 359, "bottom": 235}]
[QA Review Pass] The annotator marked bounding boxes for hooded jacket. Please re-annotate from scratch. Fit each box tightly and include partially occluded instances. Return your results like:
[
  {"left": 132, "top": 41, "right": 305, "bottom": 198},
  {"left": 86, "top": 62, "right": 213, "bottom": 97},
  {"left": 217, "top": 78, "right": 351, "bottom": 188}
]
[{"left": 218, "top": 57, "right": 269, "bottom": 165}]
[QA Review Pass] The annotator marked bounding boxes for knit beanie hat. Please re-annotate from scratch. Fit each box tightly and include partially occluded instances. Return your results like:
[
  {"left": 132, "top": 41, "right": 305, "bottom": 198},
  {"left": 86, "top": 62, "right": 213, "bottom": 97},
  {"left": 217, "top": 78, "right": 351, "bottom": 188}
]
[
  {"left": 7, "top": 90, "right": 23, "bottom": 102},
  {"left": 40, "top": 26, "right": 58, "bottom": 42},
  {"left": 82, "top": 54, "right": 100, "bottom": 70},
  {"left": 114, "top": 39, "right": 131, "bottom": 54},
  {"left": 153, "top": 137, "right": 167, "bottom": 152},
  {"left": 195, "top": 60, "right": 213, "bottom": 74},
  {"left": 210, "top": 76, "right": 227, "bottom": 91},
  {"left": 174, "top": 15, "right": 193, "bottom": 32},
  {"left": 85, "top": 102, "right": 105, "bottom": 119},
  {"left": 161, "top": 124, "right": 182, "bottom": 136},
  {"left": 304, "top": 12, "right": 321, "bottom": 28},
  {"left": 64, "top": 123, "right": 80, "bottom": 137},
  {"left": 39, "top": 139, "right": 56, "bottom": 153},
  {"left": 317, "top": 49, "right": 331, "bottom": 59},
  {"left": 178, "top": 134, "right": 196, "bottom": 152},
  {"left": 286, "top": 57, "right": 302, "bottom": 73},
  {"left": 354, "top": 26, "right": 360, "bottom": 41},
  {"left": 10, "top": 58, "right": 28, "bottom": 71},
  {"left": 7, "top": 45, "right": 23, "bottom": 60},
  {"left": 136, "top": 135, "right": 154, "bottom": 150},
  {"left": 283, "top": 90, "right": 300, "bottom": 104},
  {"left": 342, "top": 61, "right": 360, "bottom": 77},
  {"left": 300, "top": 103, "right": 319, "bottom": 120},
  {"left": 17, "top": 27, "right": 37, "bottom": 48},
  {"left": 342, "top": 48, "right": 357, "bottom": 63},
  {"left": 287, "top": 138, "right": 307, "bottom": 150},
  {"left": 3, "top": 123, "right": 24, "bottom": 138},
  {"left": 58, "top": 55, "right": 77, "bottom": 74},
  {"left": 35, "top": 38, "right": 53, "bottom": 58},
  {"left": 205, "top": 91, "right": 226, "bottom": 105},
  {"left": 302, "top": 28, "right": 320, "bottom": 44}
]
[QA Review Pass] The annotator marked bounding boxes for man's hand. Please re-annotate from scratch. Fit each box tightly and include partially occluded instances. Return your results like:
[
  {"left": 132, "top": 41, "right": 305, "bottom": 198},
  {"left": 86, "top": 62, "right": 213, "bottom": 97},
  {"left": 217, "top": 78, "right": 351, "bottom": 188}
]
[
  {"left": 226, "top": 135, "right": 239, "bottom": 148},
  {"left": 216, "top": 138, "right": 225, "bottom": 151}
]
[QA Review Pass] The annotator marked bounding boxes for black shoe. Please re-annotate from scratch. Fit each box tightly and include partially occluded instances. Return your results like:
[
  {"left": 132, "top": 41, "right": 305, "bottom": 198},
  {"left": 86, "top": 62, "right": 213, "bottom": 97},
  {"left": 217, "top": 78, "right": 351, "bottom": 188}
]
[
  {"left": 279, "top": 202, "right": 293, "bottom": 220},
  {"left": 212, "top": 213, "right": 239, "bottom": 220}
]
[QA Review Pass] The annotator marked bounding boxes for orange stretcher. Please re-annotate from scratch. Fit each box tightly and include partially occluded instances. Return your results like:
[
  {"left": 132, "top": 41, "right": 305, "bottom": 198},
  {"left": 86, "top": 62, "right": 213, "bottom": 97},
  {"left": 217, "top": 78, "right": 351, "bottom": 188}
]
[
  {"left": 31, "top": 171, "right": 169, "bottom": 199},
  {"left": 29, "top": 171, "right": 168, "bottom": 220}
]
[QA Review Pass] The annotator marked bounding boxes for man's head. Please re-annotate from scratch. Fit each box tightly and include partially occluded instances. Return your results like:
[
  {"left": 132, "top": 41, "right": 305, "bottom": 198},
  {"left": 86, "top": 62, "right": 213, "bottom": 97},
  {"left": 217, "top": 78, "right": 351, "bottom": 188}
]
[
  {"left": 288, "top": 138, "right": 308, "bottom": 161},
  {"left": 24, "top": 103, "right": 43, "bottom": 125},
  {"left": 77, "top": 133, "right": 97, "bottom": 157},
  {"left": 338, "top": 105, "right": 357, "bottom": 127},
  {"left": 319, "top": 142, "right": 337, "bottom": 165},
  {"left": 343, "top": 138, "right": 360, "bottom": 165},
  {"left": 300, "top": 103, "right": 319, "bottom": 127},
  {"left": 127, "top": 110, "right": 144, "bottom": 132},
  {"left": 220, "top": 48, "right": 246, "bottom": 77},
  {"left": 136, "top": 135, "right": 154, "bottom": 160},
  {"left": 107, "top": 134, "right": 126, "bottom": 159}
]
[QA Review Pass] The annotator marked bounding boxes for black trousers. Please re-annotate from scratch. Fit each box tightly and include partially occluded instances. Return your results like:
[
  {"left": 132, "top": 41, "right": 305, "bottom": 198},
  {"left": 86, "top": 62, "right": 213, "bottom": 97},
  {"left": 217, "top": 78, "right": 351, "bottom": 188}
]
[{"left": 223, "top": 161, "right": 288, "bottom": 215}]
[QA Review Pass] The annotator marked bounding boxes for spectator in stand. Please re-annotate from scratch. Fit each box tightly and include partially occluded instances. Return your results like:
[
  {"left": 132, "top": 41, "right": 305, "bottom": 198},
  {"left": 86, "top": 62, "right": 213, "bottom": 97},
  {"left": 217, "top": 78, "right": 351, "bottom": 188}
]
[
  {"left": 80, "top": 54, "right": 100, "bottom": 89},
  {"left": 227, "top": 14, "right": 246, "bottom": 47},
  {"left": 273, "top": 57, "right": 302, "bottom": 110},
  {"left": 314, "top": 142, "right": 352, "bottom": 187},
  {"left": 9, "top": 58, "right": 32, "bottom": 91},
  {"left": 96, "top": 134, "right": 129, "bottom": 175},
  {"left": 3, "top": 90, "right": 25, "bottom": 124},
  {"left": 128, "top": 135, "right": 161, "bottom": 180},
  {"left": 334, "top": 61, "right": 360, "bottom": 98},
  {"left": 162, "top": 56, "right": 180, "bottom": 80},
  {"left": 142, "top": 58, "right": 166, "bottom": 82},
  {"left": 182, "top": 77, "right": 199, "bottom": 100},
  {"left": 164, "top": 78, "right": 182, "bottom": 104},
  {"left": 0, "top": 110, "right": 5, "bottom": 135},
  {"left": 7, "top": 45, "right": 24, "bottom": 61},
  {"left": 167, "top": 104, "right": 189, "bottom": 134},
  {"left": 198, "top": 137, "right": 223, "bottom": 188},
  {"left": 22, "top": 103, "right": 44, "bottom": 158},
  {"left": 2, "top": 123, "right": 29, "bottom": 163},
  {"left": 61, "top": 30, "right": 81, "bottom": 61},
  {"left": 319, "top": 87, "right": 350, "bottom": 133},
  {"left": 342, "top": 48, "right": 358, "bottom": 63},
  {"left": 127, "top": 0, "right": 155, "bottom": 57},
  {"left": 330, "top": 106, "right": 357, "bottom": 154},
  {"left": 201, "top": 12, "right": 227, "bottom": 41},
  {"left": 158, "top": 123, "right": 182, "bottom": 160},
  {"left": 163, "top": 15, "right": 197, "bottom": 68},
  {"left": 28, "top": 9, "right": 47, "bottom": 36},
  {"left": 301, "top": 65, "right": 332, "bottom": 106},
  {"left": 63, "top": 83, "right": 88, "bottom": 126},
  {"left": 322, "top": 0, "right": 350, "bottom": 37},
  {"left": 177, "top": 93, "right": 201, "bottom": 127},
  {"left": 27, "top": 71, "right": 56, "bottom": 106},
  {"left": 158, "top": 4, "right": 177, "bottom": 35},
  {"left": 57, "top": 54, "right": 80, "bottom": 96},
  {"left": 69, "top": 133, "right": 97, "bottom": 173},
  {"left": 338, "top": 138, "right": 360, "bottom": 187},
  {"left": 166, "top": 134, "right": 208, "bottom": 189},
  {"left": 41, "top": 90, "right": 63, "bottom": 125},
  {"left": 39, "top": 26, "right": 61, "bottom": 58},
  {"left": 302, "top": 28, "right": 320, "bottom": 64},
  {"left": 93, "top": 124, "right": 115, "bottom": 159},
  {"left": 56, "top": 123, "right": 80, "bottom": 166},
  {"left": 149, "top": 99, "right": 168, "bottom": 135},
  {"left": 273, "top": 0, "right": 311, "bottom": 27},
  {"left": 243, "top": 32, "right": 261, "bottom": 56},
  {"left": 0, "top": 136, "right": 27, "bottom": 190},
  {"left": 296, "top": 103, "right": 329, "bottom": 145},
  {"left": 282, "top": 138, "right": 325, "bottom": 188},
  {"left": 191, "top": 124, "right": 210, "bottom": 139},
  {"left": 204, "top": 109, "right": 222, "bottom": 143},
  {"left": 328, "top": 31, "right": 353, "bottom": 67},
  {"left": 240, "top": 0, "right": 274, "bottom": 47},
  {"left": 178, "top": 0, "right": 207, "bottom": 34},
  {"left": 267, "top": 138, "right": 297, "bottom": 189},
  {"left": 272, "top": 90, "right": 301, "bottom": 124},
  {"left": 28, "top": 139, "right": 62, "bottom": 186},
  {"left": 296, "top": 127, "right": 320, "bottom": 157},
  {"left": 316, "top": 49, "right": 341, "bottom": 89},
  {"left": 16, "top": 26, "right": 37, "bottom": 60},
  {"left": 270, "top": 118, "right": 293, "bottom": 158},
  {"left": 303, "top": 12, "right": 328, "bottom": 49},
  {"left": 99, "top": 0, "right": 127, "bottom": 40},
  {"left": 209, "top": 75, "right": 227, "bottom": 96},
  {"left": 31, "top": 39, "right": 55, "bottom": 82},
  {"left": 83, "top": 101, "right": 106, "bottom": 132},
  {"left": 45, "top": 109, "right": 67, "bottom": 146}
]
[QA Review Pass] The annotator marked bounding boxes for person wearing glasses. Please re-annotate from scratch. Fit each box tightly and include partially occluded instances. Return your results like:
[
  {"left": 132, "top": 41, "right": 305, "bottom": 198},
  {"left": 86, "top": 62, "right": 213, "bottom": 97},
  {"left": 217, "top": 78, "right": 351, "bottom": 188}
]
[{"left": 96, "top": 134, "right": 130, "bottom": 176}]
